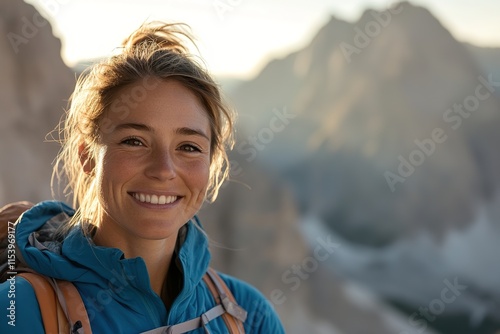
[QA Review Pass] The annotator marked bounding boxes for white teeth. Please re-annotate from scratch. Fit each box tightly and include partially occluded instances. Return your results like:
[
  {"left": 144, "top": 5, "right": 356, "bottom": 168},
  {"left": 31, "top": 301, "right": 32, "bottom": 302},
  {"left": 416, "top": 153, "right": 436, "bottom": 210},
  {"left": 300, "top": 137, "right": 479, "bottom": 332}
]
[
  {"left": 158, "top": 195, "right": 166, "bottom": 205},
  {"left": 133, "top": 193, "right": 177, "bottom": 205},
  {"left": 151, "top": 194, "right": 159, "bottom": 204}
]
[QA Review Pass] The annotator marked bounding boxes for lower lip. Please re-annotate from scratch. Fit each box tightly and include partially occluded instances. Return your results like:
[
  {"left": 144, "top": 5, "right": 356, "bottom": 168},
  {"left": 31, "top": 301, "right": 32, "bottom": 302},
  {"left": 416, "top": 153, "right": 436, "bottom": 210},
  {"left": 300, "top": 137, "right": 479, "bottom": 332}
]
[{"left": 129, "top": 193, "right": 182, "bottom": 209}]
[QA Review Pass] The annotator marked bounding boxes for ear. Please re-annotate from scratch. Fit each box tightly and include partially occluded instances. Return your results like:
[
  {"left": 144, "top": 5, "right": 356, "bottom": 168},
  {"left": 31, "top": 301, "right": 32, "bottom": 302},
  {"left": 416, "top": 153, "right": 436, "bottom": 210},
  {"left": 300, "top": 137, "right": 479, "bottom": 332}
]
[{"left": 78, "top": 143, "right": 95, "bottom": 174}]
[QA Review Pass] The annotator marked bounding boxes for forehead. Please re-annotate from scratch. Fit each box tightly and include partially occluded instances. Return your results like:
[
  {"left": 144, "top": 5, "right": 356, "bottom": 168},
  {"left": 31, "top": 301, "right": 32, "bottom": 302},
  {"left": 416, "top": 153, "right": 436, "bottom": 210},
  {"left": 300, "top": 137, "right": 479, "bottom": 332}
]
[{"left": 101, "top": 79, "right": 211, "bottom": 135}]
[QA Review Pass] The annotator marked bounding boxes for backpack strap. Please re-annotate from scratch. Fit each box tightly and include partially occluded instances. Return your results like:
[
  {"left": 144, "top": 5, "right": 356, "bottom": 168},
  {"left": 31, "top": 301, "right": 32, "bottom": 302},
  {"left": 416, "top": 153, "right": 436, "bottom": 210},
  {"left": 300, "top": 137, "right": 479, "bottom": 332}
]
[
  {"left": 17, "top": 272, "right": 92, "bottom": 334},
  {"left": 58, "top": 280, "right": 92, "bottom": 334},
  {"left": 203, "top": 268, "right": 247, "bottom": 333},
  {"left": 18, "top": 272, "right": 63, "bottom": 334}
]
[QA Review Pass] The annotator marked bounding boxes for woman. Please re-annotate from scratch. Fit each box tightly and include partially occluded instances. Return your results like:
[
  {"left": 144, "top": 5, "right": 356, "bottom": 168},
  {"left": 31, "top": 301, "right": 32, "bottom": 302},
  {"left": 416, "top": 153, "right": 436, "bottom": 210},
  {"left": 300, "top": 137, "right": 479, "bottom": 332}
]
[{"left": 0, "top": 22, "right": 284, "bottom": 333}]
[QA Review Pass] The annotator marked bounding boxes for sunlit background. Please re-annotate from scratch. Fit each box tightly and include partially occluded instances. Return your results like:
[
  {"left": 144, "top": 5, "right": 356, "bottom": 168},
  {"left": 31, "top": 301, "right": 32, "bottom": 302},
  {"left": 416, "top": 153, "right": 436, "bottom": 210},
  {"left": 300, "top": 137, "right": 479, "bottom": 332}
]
[
  {"left": 2, "top": 0, "right": 500, "bottom": 333},
  {"left": 25, "top": 0, "right": 500, "bottom": 78}
]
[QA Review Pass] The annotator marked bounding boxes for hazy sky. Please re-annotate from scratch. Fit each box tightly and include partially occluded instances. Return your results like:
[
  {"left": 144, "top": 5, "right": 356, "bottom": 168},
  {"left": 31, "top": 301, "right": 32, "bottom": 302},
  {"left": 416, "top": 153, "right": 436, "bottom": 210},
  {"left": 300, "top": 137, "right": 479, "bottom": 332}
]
[{"left": 27, "top": 0, "right": 500, "bottom": 79}]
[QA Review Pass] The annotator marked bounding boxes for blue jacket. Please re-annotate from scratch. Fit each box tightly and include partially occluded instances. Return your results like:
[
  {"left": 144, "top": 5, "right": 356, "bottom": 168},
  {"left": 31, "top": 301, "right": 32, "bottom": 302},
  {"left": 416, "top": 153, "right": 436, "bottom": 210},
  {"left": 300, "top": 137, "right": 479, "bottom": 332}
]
[{"left": 0, "top": 201, "right": 284, "bottom": 333}]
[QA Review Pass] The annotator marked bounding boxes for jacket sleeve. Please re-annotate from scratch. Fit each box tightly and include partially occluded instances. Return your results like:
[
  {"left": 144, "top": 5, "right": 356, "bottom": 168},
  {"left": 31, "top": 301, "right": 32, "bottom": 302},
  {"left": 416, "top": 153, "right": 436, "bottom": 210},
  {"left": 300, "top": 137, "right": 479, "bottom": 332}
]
[
  {"left": 218, "top": 273, "right": 286, "bottom": 334},
  {"left": 0, "top": 276, "right": 44, "bottom": 333}
]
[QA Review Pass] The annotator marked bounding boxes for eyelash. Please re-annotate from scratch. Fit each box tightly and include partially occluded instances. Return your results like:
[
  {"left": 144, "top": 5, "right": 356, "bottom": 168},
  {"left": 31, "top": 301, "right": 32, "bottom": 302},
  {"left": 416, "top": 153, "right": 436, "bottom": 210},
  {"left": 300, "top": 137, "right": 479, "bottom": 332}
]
[
  {"left": 120, "top": 137, "right": 202, "bottom": 153},
  {"left": 180, "top": 144, "right": 202, "bottom": 153},
  {"left": 120, "top": 137, "right": 144, "bottom": 146}
]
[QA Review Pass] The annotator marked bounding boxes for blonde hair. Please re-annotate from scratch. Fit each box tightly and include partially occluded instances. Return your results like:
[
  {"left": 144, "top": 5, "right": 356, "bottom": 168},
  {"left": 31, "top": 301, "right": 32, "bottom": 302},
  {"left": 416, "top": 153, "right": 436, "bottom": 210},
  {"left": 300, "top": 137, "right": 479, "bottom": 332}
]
[{"left": 53, "top": 22, "right": 234, "bottom": 231}]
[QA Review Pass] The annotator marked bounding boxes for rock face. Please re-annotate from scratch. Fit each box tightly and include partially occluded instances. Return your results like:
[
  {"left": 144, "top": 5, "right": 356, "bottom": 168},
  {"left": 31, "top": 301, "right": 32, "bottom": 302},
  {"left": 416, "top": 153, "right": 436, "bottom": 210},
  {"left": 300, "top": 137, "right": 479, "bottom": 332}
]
[
  {"left": 230, "top": 1, "right": 500, "bottom": 246},
  {"left": 0, "top": 0, "right": 74, "bottom": 204}
]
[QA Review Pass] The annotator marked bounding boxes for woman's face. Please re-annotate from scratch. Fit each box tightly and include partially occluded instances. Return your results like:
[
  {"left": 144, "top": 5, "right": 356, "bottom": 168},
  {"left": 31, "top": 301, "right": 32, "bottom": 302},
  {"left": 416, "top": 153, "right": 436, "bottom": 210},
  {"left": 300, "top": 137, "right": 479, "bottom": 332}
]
[{"left": 93, "top": 79, "right": 211, "bottom": 242}]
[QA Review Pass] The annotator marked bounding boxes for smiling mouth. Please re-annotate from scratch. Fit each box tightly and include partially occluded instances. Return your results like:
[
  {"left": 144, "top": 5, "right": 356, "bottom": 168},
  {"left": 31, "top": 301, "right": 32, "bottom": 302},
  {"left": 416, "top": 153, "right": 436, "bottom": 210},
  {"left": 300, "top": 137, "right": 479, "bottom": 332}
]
[{"left": 131, "top": 193, "right": 179, "bottom": 205}]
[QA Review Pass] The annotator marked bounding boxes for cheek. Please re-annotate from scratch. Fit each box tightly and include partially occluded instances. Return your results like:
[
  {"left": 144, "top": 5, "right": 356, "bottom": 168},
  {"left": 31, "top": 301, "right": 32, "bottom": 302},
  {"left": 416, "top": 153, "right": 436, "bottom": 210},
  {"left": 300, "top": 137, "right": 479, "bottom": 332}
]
[
  {"left": 99, "top": 148, "right": 136, "bottom": 178},
  {"left": 95, "top": 149, "right": 136, "bottom": 199},
  {"left": 183, "top": 159, "right": 211, "bottom": 192}
]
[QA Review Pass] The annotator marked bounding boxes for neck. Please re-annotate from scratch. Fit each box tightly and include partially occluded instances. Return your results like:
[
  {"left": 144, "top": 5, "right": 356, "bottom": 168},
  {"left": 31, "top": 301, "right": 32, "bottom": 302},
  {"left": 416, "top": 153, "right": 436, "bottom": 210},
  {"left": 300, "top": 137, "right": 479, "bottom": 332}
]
[{"left": 93, "top": 225, "right": 178, "bottom": 296}]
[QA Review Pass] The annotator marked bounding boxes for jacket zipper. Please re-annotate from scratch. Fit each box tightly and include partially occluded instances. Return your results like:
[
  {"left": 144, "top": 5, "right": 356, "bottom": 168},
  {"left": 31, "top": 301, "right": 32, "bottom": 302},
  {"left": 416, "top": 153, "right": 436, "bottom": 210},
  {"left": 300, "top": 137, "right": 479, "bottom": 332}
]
[{"left": 140, "top": 289, "right": 164, "bottom": 328}]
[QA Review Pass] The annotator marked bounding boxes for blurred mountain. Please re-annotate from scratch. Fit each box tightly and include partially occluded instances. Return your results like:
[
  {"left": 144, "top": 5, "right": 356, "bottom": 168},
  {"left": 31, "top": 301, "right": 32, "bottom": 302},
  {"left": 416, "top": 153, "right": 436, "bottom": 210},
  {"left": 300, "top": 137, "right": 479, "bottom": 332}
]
[
  {"left": 465, "top": 43, "right": 500, "bottom": 94},
  {"left": 216, "top": 76, "right": 245, "bottom": 95},
  {"left": 0, "top": 0, "right": 75, "bottom": 204},
  {"left": 228, "top": 2, "right": 500, "bottom": 333},
  {"left": 230, "top": 1, "right": 500, "bottom": 247}
]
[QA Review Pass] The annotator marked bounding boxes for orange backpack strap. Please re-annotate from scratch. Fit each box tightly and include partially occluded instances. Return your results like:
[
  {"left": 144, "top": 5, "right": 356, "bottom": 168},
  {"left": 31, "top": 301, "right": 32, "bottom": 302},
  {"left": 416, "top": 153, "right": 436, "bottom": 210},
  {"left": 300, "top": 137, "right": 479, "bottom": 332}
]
[
  {"left": 202, "top": 268, "right": 247, "bottom": 334},
  {"left": 18, "top": 272, "right": 92, "bottom": 334},
  {"left": 57, "top": 280, "right": 92, "bottom": 334},
  {"left": 18, "top": 272, "right": 63, "bottom": 333}
]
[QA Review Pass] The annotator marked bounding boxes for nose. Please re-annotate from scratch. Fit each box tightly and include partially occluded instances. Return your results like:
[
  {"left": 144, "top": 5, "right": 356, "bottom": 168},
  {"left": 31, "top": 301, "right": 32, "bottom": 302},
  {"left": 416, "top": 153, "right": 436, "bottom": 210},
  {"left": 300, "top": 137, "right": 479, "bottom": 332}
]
[{"left": 144, "top": 148, "right": 177, "bottom": 181}]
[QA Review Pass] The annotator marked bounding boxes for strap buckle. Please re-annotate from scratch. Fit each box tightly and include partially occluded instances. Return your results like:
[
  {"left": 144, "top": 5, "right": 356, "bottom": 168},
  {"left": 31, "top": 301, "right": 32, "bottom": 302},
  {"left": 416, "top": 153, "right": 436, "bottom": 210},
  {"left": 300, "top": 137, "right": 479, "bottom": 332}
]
[{"left": 221, "top": 296, "right": 248, "bottom": 322}]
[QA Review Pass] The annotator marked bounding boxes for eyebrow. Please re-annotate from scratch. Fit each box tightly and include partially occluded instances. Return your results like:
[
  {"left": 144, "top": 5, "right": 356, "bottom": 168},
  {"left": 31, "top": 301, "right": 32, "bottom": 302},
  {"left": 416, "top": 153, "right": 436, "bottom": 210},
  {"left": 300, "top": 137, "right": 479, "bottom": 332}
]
[
  {"left": 175, "top": 127, "right": 210, "bottom": 141},
  {"left": 113, "top": 122, "right": 209, "bottom": 141},
  {"left": 114, "top": 122, "right": 154, "bottom": 132}
]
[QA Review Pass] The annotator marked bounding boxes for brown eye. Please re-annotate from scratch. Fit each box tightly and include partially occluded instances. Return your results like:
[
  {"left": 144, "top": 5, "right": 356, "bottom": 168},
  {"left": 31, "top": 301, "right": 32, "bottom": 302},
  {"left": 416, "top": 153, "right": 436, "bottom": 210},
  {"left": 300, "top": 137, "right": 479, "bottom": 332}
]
[
  {"left": 121, "top": 138, "right": 144, "bottom": 146},
  {"left": 180, "top": 144, "right": 201, "bottom": 152}
]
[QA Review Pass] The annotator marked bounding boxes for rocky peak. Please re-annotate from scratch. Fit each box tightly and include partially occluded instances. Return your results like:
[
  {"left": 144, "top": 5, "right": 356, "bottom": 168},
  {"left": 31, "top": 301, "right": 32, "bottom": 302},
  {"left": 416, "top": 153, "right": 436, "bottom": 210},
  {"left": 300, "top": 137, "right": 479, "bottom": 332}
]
[
  {"left": 0, "top": 0, "right": 75, "bottom": 203},
  {"left": 230, "top": 1, "right": 500, "bottom": 243}
]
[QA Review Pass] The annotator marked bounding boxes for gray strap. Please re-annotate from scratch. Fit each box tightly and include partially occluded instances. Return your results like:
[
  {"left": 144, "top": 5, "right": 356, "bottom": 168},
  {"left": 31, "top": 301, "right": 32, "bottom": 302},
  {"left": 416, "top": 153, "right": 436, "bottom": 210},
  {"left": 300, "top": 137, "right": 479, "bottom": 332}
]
[
  {"left": 221, "top": 297, "right": 247, "bottom": 323},
  {"left": 50, "top": 278, "right": 72, "bottom": 326},
  {"left": 201, "top": 304, "right": 225, "bottom": 324},
  {"left": 140, "top": 305, "right": 225, "bottom": 334},
  {"left": 205, "top": 269, "right": 248, "bottom": 322}
]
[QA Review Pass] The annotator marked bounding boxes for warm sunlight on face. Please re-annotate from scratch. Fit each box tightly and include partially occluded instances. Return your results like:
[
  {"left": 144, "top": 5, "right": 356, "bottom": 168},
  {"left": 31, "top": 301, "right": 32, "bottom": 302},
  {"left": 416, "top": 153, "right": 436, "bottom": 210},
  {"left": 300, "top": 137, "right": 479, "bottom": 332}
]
[{"left": 94, "top": 79, "right": 211, "bottom": 243}]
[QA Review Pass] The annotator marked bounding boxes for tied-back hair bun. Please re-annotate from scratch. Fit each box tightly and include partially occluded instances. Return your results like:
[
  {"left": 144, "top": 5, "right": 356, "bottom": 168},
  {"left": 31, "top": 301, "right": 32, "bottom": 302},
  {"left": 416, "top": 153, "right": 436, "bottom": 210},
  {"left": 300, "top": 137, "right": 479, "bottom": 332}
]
[{"left": 121, "top": 22, "right": 193, "bottom": 55}]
